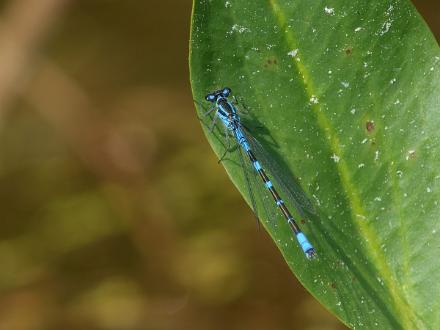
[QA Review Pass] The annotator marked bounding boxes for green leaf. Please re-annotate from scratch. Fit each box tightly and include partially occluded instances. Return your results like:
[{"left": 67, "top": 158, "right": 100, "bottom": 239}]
[{"left": 189, "top": 0, "right": 440, "bottom": 328}]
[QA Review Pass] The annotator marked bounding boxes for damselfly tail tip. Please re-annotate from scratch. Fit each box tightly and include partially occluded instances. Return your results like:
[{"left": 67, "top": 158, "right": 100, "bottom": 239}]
[
  {"left": 305, "top": 248, "right": 317, "bottom": 260},
  {"left": 296, "top": 233, "right": 316, "bottom": 259}
]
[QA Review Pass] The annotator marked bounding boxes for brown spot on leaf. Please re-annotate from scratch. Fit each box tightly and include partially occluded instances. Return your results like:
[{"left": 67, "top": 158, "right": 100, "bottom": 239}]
[
  {"left": 366, "top": 121, "right": 375, "bottom": 132},
  {"left": 264, "top": 56, "right": 279, "bottom": 70},
  {"left": 345, "top": 47, "right": 353, "bottom": 55},
  {"left": 331, "top": 282, "right": 337, "bottom": 289},
  {"left": 406, "top": 150, "right": 416, "bottom": 160}
]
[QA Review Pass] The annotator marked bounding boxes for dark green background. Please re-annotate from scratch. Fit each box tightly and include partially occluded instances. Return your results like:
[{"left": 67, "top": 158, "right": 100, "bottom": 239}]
[{"left": 0, "top": 1, "right": 437, "bottom": 329}]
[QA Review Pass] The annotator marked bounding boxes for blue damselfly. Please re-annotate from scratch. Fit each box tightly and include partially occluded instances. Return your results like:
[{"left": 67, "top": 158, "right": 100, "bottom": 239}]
[{"left": 204, "top": 87, "right": 316, "bottom": 259}]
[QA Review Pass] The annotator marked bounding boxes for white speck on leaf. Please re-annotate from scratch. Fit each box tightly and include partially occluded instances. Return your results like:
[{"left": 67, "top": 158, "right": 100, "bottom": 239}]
[
  {"left": 351, "top": 108, "right": 356, "bottom": 114},
  {"left": 377, "top": 5, "right": 395, "bottom": 36},
  {"left": 225, "top": 1, "right": 231, "bottom": 8},
  {"left": 355, "top": 27, "right": 362, "bottom": 32},
  {"left": 379, "top": 21, "right": 392, "bottom": 35},
  {"left": 324, "top": 6, "right": 335, "bottom": 15},
  {"left": 287, "top": 49, "right": 299, "bottom": 57},
  {"left": 386, "top": 4, "right": 394, "bottom": 15},
  {"left": 331, "top": 154, "right": 340, "bottom": 163},
  {"left": 374, "top": 150, "right": 380, "bottom": 161},
  {"left": 358, "top": 163, "right": 365, "bottom": 168},
  {"left": 230, "top": 24, "right": 251, "bottom": 34},
  {"left": 312, "top": 194, "right": 321, "bottom": 206},
  {"left": 310, "top": 95, "right": 319, "bottom": 104}
]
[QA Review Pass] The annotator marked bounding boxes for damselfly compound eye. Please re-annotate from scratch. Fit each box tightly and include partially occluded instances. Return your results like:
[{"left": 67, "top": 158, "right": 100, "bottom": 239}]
[
  {"left": 205, "top": 94, "right": 216, "bottom": 102},
  {"left": 222, "top": 87, "right": 231, "bottom": 97}
]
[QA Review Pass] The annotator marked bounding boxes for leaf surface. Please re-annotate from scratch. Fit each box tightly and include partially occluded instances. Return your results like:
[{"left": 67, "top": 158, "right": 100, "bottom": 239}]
[{"left": 190, "top": 0, "right": 440, "bottom": 328}]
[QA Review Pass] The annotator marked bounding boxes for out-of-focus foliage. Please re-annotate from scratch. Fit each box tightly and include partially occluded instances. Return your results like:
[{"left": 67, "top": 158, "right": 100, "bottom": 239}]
[{"left": 0, "top": 0, "right": 437, "bottom": 329}]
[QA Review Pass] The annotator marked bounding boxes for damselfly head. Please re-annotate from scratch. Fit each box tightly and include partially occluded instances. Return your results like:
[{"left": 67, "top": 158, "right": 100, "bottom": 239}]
[{"left": 205, "top": 87, "right": 232, "bottom": 103}]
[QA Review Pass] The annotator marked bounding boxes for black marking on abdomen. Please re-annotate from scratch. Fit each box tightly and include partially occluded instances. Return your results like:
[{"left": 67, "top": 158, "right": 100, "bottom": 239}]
[{"left": 246, "top": 149, "right": 300, "bottom": 234}]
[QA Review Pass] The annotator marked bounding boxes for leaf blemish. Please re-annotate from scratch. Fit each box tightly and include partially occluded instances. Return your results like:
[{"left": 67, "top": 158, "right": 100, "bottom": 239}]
[
  {"left": 287, "top": 49, "right": 299, "bottom": 58},
  {"left": 345, "top": 47, "right": 353, "bottom": 55},
  {"left": 406, "top": 149, "right": 416, "bottom": 160},
  {"left": 264, "top": 56, "right": 278, "bottom": 69},
  {"left": 366, "top": 121, "right": 375, "bottom": 132},
  {"left": 324, "top": 6, "right": 335, "bottom": 16}
]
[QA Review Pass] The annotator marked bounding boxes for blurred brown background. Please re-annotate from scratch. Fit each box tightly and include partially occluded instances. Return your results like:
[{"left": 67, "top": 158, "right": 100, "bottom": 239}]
[{"left": 0, "top": 1, "right": 437, "bottom": 329}]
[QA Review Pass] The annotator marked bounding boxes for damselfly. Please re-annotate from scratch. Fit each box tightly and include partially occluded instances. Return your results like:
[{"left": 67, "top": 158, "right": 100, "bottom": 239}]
[{"left": 204, "top": 87, "right": 316, "bottom": 259}]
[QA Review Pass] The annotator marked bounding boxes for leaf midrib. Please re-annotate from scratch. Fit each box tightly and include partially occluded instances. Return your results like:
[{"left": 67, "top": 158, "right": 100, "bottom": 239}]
[{"left": 267, "top": 0, "right": 418, "bottom": 328}]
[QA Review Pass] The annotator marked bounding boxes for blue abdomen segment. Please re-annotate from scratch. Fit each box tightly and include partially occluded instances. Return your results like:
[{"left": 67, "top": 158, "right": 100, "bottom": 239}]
[
  {"left": 296, "top": 232, "right": 316, "bottom": 259},
  {"left": 235, "top": 128, "right": 251, "bottom": 152}
]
